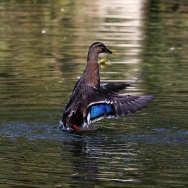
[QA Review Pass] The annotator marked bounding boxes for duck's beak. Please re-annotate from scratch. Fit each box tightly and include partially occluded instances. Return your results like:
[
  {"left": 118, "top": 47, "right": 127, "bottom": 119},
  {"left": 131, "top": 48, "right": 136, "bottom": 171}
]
[{"left": 105, "top": 48, "right": 116, "bottom": 55}]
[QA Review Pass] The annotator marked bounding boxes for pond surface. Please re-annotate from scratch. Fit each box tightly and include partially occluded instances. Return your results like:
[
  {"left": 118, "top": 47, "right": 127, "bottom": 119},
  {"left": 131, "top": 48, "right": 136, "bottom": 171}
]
[{"left": 0, "top": 0, "right": 188, "bottom": 187}]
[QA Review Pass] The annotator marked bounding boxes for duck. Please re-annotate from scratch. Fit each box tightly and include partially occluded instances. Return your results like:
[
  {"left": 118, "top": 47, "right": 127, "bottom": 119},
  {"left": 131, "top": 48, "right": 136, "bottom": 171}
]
[{"left": 60, "top": 42, "right": 156, "bottom": 131}]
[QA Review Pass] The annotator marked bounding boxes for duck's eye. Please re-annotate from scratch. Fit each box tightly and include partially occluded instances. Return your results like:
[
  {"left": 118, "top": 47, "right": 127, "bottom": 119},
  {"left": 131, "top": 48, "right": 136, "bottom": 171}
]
[{"left": 100, "top": 46, "right": 105, "bottom": 51}]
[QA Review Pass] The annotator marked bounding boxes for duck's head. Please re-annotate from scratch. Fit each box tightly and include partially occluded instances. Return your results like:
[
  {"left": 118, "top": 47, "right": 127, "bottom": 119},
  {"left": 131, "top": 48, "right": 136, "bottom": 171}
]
[{"left": 89, "top": 42, "right": 116, "bottom": 55}]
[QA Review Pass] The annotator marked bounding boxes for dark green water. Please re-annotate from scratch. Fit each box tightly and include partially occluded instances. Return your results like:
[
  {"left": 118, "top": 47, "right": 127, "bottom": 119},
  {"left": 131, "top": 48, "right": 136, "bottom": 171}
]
[{"left": 0, "top": 0, "right": 188, "bottom": 187}]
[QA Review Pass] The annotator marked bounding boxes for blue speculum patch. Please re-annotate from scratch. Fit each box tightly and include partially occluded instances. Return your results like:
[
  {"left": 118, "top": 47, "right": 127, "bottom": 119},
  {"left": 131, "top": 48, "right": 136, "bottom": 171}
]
[{"left": 90, "top": 103, "right": 114, "bottom": 119}]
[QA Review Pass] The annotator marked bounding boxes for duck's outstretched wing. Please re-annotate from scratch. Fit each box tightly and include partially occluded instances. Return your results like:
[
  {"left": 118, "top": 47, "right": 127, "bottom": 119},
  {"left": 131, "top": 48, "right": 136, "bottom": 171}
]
[
  {"left": 99, "top": 72, "right": 145, "bottom": 93},
  {"left": 110, "top": 94, "right": 155, "bottom": 116},
  {"left": 85, "top": 87, "right": 159, "bottom": 125}
]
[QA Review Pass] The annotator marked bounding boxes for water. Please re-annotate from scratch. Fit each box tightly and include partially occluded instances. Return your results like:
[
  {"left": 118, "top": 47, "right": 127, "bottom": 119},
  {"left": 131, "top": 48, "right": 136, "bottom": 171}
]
[{"left": 0, "top": 0, "right": 188, "bottom": 187}]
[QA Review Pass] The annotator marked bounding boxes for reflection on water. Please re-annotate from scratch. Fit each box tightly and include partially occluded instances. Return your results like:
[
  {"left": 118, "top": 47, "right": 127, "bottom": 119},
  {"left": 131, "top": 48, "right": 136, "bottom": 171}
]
[
  {"left": 0, "top": 0, "right": 188, "bottom": 187},
  {"left": 1, "top": 122, "right": 188, "bottom": 187}
]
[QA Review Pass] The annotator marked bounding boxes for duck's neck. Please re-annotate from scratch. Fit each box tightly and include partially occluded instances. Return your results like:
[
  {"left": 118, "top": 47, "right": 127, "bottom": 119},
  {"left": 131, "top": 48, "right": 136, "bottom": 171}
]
[{"left": 83, "top": 50, "right": 100, "bottom": 87}]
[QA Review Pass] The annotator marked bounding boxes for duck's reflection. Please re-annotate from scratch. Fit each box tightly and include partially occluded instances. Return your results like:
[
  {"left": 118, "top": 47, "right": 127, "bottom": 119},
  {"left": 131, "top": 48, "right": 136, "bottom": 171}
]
[
  {"left": 62, "top": 130, "right": 141, "bottom": 187},
  {"left": 69, "top": 137, "right": 98, "bottom": 188}
]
